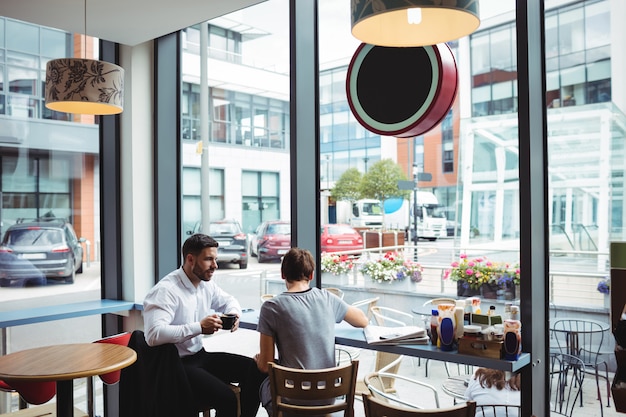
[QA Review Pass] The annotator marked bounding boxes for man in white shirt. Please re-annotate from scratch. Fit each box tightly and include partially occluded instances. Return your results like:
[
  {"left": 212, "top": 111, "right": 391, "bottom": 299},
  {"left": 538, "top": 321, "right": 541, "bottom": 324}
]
[{"left": 143, "top": 233, "right": 265, "bottom": 417}]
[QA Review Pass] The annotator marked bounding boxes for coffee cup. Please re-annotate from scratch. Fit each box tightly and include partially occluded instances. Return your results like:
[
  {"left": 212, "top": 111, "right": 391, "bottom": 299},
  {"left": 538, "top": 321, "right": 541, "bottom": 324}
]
[{"left": 220, "top": 313, "right": 237, "bottom": 330}]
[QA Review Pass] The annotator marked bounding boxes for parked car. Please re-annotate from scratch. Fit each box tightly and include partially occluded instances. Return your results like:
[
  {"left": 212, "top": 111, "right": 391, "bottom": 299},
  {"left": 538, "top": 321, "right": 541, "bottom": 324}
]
[
  {"left": 208, "top": 219, "right": 248, "bottom": 269},
  {"left": 250, "top": 220, "right": 291, "bottom": 263},
  {"left": 320, "top": 224, "right": 363, "bottom": 255},
  {"left": 0, "top": 218, "right": 85, "bottom": 286}
]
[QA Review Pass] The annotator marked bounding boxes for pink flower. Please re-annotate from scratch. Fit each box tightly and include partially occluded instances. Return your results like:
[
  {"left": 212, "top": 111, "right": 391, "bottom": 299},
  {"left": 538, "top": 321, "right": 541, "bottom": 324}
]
[
  {"left": 443, "top": 270, "right": 450, "bottom": 279},
  {"left": 460, "top": 254, "right": 467, "bottom": 259},
  {"left": 451, "top": 261, "right": 459, "bottom": 267},
  {"left": 468, "top": 261, "right": 475, "bottom": 267},
  {"left": 486, "top": 261, "right": 492, "bottom": 267},
  {"left": 465, "top": 268, "right": 474, "bottom": 275}
]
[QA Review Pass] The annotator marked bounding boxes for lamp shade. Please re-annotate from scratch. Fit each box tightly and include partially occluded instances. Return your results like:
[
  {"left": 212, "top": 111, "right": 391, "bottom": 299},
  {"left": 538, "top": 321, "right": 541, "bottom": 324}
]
[
  {"left": 351, "top": 0, "right": 480, "bottom": 47},
  {"left": 45, "top": 58, "right": 124, "bottom": 115}
]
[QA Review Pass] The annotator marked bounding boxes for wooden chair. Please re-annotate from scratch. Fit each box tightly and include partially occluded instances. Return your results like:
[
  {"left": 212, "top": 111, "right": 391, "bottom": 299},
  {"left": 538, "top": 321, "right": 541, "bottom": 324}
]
[
  {"left": 267, "top": 360, "right": 359, "bottom": 417},
  {"left": 474, "top": 404, "right": 521, "bottom": 416},
  {"left": 362, "top": 394, "right": 476, "bottom": 417}
]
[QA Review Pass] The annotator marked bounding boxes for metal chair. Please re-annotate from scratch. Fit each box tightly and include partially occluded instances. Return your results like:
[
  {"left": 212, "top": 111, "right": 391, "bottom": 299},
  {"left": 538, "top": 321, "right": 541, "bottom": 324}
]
[
  {"left": 325, "top": 287, "right": 345, "bottom": 299},
  {"left": 355, "top": 352, "right": 404, "bottom": 399},
  {"left": 362, "top": 394, "right": 476, "bottom": 417},
  {"left": 351, "top": 297, "right": 380, "bottom": 322},
  {"left": 267, "top": 360, "right": 359, "bottom": 417},
  {"left": 549, "top": 352, "right": 586, "bottom": 417},
  {"left": 365, "top": 370, "right": 440, "bottom": 409},
  {"left": 370, "top": 306, "right": 416, "bottom": 327},
  {"left": 551, "top": 318, "right": 611, "bottom": 416}
]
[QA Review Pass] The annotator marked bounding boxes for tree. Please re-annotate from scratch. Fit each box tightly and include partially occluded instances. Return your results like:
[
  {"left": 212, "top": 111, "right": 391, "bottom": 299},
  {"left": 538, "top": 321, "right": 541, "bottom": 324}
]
[
  {"left": 360, "top": 159, "right": 410, "bottom": 227},
  {"left": 331, "top": 168, "right": 363, "bottom": 202}
]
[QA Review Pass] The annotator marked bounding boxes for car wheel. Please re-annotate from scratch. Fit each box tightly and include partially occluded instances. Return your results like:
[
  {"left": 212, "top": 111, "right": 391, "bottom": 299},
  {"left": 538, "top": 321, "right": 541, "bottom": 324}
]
[
  {"left": 77, "top": 261, "right": 83, "bottom": 274},
  {"left": 258, "top": 253, "right": 266, "bottom": 263},
  {"left": 0, "top": 278, "right": 10, "bottom": 287},
  {"left": 65, "top": 270, "right": 75, "bottom": 284},
  {"left": 250, "top": 243, "right": 257, "bottom": 257},
  {"left": 239, "top": 262, "right": 248, "bottom": 270}
]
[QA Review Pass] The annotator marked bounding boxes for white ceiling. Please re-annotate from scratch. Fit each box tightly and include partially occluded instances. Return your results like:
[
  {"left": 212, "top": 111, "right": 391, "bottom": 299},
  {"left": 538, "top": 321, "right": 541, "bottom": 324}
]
[{"left": 0, "top": 0, "right": 266, "bottom": 47}]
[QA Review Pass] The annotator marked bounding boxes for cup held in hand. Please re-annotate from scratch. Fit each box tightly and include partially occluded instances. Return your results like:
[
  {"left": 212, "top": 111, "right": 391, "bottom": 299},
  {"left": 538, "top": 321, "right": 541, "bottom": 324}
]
[{"left": 221, "top": 313, "right": 237, "bottom": 330}]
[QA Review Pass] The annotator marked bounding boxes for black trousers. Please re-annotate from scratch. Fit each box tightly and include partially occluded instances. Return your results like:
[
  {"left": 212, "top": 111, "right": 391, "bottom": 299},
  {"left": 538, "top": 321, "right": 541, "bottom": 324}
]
[{"left": 182, "top": 349, "right": 266, "bottom": 417}]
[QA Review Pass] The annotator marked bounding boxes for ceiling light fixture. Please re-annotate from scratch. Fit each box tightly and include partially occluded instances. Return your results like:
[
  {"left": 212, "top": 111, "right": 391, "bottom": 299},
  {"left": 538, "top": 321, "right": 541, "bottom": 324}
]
[
  {"left": 351, "top": 0, "right": 480, "bottom": 47},
  {"left": 45, "top": 0, "right": 124, "bottom": 115}
]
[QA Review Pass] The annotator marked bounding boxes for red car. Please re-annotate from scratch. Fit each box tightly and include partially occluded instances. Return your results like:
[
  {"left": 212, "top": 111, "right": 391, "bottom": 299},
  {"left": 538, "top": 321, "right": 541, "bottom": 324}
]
[
  {"left": 320, "top": 224, "right": 363, "bottom": 255},
  {"left": 250, "top": 220, "right": 291, "bottom": 263}
]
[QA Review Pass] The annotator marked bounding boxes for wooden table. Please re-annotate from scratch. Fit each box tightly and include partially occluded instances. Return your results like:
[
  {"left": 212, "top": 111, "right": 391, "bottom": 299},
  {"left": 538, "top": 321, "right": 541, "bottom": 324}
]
[{"left": 0, "top": 343, "right": 136, "bottom": 417}]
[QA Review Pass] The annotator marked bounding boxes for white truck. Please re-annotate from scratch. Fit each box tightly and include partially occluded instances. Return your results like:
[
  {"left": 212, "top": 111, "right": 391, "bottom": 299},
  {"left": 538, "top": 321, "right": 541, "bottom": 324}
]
[
  {"left": 407, "top": 191, "right": 448, "bottom": 241},
  {"left": 336, "top": 199, "right": 384, "bottom": 228}
]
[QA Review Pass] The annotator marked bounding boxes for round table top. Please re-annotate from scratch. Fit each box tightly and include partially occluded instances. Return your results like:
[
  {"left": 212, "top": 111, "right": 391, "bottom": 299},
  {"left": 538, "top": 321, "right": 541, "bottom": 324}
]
[
  {"left": 0, "top": 343, "right": 137, "bottom": 382},
  {"left": 442, "top": 375, "right": 470, "bottom": 401}
]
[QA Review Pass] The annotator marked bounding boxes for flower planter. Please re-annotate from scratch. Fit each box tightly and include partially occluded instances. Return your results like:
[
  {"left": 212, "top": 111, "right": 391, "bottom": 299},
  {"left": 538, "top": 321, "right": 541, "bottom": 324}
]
[
  {"left": 456, "top": 281, "right": 516, "bottom": 300},
  {"left": 363, "top": 231, "right": 405, "bottom": 249},
  {"left": 321, "top": 272, "right": 350, "bottom": 286},
  {"left": 365, "top": 274, "right": 415, "bottom": 291}
]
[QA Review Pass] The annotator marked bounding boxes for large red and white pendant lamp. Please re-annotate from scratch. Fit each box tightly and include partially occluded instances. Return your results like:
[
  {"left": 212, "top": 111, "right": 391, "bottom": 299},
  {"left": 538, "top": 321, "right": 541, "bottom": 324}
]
[{"left": 347, "top": 1, "right": 480, "bottom": 137}]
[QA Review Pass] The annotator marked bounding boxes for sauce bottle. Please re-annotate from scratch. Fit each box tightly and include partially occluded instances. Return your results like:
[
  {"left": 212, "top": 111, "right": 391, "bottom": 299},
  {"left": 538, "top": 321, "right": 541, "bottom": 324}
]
[{"left": 430, "top": 309, "right": 439, "bottom": 346}]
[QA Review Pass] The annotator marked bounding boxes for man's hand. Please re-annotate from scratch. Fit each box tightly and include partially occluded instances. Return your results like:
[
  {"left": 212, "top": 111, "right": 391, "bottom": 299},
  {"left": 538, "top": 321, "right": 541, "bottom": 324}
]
[
  {"left": 200, "top": 313, "right": 222, "bottom": 334},
  {"left": 230, "top": 314, "right": 240, "bottom": 332}
]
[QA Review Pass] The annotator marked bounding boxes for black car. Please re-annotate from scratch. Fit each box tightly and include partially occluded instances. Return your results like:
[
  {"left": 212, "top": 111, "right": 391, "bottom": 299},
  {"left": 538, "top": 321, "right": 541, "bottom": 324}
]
[
  {"left": 208, "top": 219, "right": 248, "bottom": 269},
  {"left": 0, "top": 218, "right": 85, "bottom": 286}
]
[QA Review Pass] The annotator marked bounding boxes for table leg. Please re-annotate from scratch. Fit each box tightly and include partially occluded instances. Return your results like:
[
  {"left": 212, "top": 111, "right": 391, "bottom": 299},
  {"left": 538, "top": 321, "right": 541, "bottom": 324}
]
[{"left": 57, "top": 380, "right": 74, "bottom": 417}]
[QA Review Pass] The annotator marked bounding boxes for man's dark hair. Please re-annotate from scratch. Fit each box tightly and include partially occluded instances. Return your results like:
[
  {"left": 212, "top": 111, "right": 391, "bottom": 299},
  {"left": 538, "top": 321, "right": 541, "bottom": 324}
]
[
  {"left": 182, "top": 233, "right": 219, "bottom": 258},
  {"left": 281, "top": 247, "right": 315, "bottom": 282}
]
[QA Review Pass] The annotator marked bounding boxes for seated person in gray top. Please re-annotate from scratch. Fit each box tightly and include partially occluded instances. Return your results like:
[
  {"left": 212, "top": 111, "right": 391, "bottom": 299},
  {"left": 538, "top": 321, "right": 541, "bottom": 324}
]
[{"left": 254, "top": 247, "right": 369, "bottom": 415}]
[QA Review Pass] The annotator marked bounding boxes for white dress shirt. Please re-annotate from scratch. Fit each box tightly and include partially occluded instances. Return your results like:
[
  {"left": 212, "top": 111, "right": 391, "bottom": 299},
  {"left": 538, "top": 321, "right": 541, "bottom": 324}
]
[{"left": 143, "top": 267, "right": 241, "bottom": 357}]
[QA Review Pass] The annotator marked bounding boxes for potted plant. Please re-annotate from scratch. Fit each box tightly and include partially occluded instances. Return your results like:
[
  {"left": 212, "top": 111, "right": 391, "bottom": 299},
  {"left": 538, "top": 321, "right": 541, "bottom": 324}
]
[
  {"left": 445, "top": 254, "right": 519, "bottom": 300},
  {"left": 359, "top": 251, "right": 405, "bottom": 284},
  {"left": 320, "top": 252, "right": 354, "bottom": 285}
]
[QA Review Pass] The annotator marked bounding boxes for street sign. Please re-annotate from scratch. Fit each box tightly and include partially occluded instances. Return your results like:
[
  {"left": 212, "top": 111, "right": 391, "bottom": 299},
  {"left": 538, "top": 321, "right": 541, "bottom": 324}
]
[
  {"left": 397, "top": 180, "right": 414, "bottom": 190},
  {"left": 418, "top": 172, "right": 432, "bottom": 181}
]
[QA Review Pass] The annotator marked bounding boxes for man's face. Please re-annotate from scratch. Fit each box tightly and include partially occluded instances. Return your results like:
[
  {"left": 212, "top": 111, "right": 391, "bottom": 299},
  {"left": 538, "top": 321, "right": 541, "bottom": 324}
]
[{"left": 189, "top": 246, "right": 218, "bottom": 282}]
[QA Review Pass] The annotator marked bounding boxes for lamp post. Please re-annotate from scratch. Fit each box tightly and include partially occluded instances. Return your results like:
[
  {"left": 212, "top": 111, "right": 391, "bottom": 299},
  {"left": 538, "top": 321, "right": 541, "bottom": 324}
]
[{"left": 412, "top": 163, "right": 419, "bottom": 261}]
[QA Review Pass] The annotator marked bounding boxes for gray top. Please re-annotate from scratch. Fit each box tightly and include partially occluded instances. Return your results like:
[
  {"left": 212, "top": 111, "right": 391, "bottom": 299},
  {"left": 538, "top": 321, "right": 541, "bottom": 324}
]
[{"left": 257, "top": 287, "right": 349, "bottom": 370}]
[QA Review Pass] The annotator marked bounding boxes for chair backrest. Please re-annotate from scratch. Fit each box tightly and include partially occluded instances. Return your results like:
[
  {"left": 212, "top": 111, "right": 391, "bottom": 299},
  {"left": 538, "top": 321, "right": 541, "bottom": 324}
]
[
  {"left": 267, "top": 360, "right": 359, "bottom": 417},
  {"left": 365, "top": 371, "right": 440, "bottom": 410},
  {"left": 261, "top": 294, "right": 275, "bottom": 302},
  {"left": 95, "top": 331, "right": 132, "bottom": 384},
  {"left": 550, "top": 318, "right": 606, "bottom": 364},
  {"left": 422, "top": 298, "right": 457, "bottom": 308},
  {"left": 549, "top": 353, "right": 585, "bottom": 417},
  {"left": 362, "top": 394, "right": 476, "bottom": 417},
  {"left": 370, "top": 306, "right": 414, "bottom": 327},
  {"left": 351, "top": 297, "right": 380, "bottom": 321},
  {"left": 475, "top": 404, "right": 521, "bottom": 417},
  {"left": 325, "top": 287, "right": 345, "bottom": 299}
]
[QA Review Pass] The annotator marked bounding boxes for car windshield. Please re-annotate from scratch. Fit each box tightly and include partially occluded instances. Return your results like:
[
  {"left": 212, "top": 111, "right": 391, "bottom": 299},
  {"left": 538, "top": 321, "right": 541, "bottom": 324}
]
[
  {"left": 362, "top": 202, "right": 382, "bottom": 215},
  {"left": 7, "top": 229, "right": 64, "bottom": 246},
  {"left": 267, "top": 224, "right": 290, "bottom": 234},
  {"left": 209, "top": 223, "right": 239, "bottom": 235},
  {"left": 327, "top": 226, "right": 356, "bottom": 235}
]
